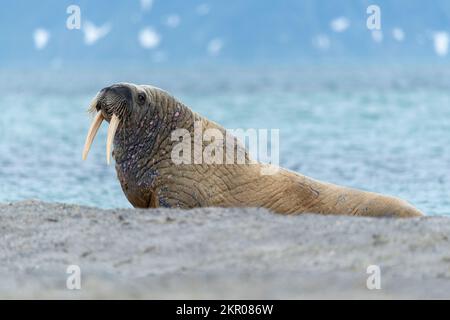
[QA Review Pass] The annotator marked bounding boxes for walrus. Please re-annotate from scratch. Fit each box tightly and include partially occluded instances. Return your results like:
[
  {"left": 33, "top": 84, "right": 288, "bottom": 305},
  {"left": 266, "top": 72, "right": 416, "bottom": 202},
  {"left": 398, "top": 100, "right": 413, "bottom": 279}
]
[{"left": 82, "top": 83, "right": 423, "bottom": 218}]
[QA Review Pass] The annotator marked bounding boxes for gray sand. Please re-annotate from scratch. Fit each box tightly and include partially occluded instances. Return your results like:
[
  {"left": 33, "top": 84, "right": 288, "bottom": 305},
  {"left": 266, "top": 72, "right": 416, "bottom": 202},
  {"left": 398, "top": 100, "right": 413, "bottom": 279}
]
[{"left": 1, "top": 200, "right": 450, "bottom": 299}]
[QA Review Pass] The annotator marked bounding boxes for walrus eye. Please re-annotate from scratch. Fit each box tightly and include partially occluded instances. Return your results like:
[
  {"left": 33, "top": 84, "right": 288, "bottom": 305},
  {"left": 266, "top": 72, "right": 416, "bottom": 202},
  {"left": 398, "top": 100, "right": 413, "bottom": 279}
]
[{"left": 137, "top": 93, "right": 146, "bottom": 105}]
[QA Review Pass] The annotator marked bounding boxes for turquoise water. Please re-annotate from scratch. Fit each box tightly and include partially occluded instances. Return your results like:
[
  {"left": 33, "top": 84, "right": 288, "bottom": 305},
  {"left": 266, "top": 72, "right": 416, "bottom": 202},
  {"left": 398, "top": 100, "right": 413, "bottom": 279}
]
[{"left": 1, "top": 67, "right": 449, "bottom": 215}]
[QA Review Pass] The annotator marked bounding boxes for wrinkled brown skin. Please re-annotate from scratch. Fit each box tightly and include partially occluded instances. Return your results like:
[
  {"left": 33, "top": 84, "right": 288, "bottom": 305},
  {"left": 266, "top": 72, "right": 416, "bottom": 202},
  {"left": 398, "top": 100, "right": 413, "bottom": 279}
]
[{"left": 95, "top": 83, "right": 423, "bottom": 218}]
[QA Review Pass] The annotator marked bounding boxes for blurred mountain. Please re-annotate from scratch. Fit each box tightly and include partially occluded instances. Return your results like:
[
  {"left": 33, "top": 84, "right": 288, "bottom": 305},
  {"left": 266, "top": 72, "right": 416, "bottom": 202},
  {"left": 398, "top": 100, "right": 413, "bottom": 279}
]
[{"left": 1, "top": 0, "right": 450, "bottom": 67}]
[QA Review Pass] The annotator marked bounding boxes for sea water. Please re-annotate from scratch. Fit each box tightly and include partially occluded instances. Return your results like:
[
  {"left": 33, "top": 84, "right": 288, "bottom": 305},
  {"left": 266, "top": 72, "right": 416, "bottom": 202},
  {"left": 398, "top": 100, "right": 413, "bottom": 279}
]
[{"left": 0, "top": 66, "right": 449, "bottom": 215}]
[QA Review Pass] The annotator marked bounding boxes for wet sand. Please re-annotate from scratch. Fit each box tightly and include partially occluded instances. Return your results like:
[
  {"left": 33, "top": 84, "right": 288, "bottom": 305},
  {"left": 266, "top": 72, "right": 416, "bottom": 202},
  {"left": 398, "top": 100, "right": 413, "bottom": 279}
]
[{"left": 1, "top": 200, "right": 449, "bottom": 299}]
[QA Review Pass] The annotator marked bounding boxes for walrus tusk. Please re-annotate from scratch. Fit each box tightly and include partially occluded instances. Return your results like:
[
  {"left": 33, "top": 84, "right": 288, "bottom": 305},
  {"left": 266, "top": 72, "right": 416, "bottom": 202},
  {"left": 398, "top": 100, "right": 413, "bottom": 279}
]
[
  {"left": 82, "top": 111, "right": 104, "bottom": 161},
  {"left": 106, "top": 114, "right": 120, "bottom": 165}
]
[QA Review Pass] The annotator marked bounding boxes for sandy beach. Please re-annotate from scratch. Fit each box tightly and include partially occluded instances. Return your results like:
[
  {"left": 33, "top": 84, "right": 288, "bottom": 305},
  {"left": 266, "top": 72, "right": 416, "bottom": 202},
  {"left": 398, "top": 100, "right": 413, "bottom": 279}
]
[{"left": 0, "top": 200, "right": 449, "bottom": 299}]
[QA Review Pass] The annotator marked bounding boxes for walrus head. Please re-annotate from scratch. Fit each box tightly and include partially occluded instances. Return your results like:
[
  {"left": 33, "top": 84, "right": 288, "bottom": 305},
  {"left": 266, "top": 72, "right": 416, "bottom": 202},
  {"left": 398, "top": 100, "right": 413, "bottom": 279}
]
[
  {"left": 82, "top": 82, "right": 189, "bottom": 208},
  {"left": 82, "top": 83, "right": 166, "bottom": 165}
]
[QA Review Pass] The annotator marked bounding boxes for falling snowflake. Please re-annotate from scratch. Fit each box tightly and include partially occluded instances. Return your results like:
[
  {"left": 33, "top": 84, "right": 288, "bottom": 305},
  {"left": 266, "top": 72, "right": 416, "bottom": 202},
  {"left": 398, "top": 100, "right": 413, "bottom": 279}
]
[
  {"left": 312, "top": 34, "right": 330, "bottom": 50},
  {"left": 330, "top": 17, "right": 350, "bottom": 33},
  {"left": 33, "top": 28, "right": 50, "bottom": 50},
  {"left": 83, "top": 21, "right": 111, "bottom": 45},
  {"left": 139, "top": 27, "right": 161, "bottom": 49},
  {"left": 165, "top": 14, "right": 180, "bottom": 28},
  {"left": 371, "top": 30, "right": 383, "bottom": 43},
  {"left": 140, "top": 0, "right": 153, "bottom": 11},
  {"left": 207, "top": 38, "right": 223, "bottom": 56},
  {"left": 433, "top": 32, "right": 449, "bottom": 57},
  {"left": 392, "top": 28, "right": 405, "bottom": 42}
]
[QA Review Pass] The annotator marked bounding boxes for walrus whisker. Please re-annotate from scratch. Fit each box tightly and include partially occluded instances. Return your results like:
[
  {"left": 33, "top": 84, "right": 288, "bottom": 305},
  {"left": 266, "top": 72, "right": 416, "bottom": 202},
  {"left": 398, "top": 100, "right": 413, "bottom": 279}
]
[
  {"left": 82, "top": 111, "right": 104, "bottom": 160},
  {"left": 106, "top": 114, "right": 120, "bottom": 165},
  {"left": 87, "top": 93, "right": 101, "bottom": 115}
]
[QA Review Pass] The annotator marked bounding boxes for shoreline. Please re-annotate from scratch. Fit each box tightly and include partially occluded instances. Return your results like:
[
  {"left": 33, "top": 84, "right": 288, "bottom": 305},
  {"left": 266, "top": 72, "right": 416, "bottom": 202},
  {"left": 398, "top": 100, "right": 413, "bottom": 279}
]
[{"left": 1, "top": 200, "right": 450, "bottom": 299}]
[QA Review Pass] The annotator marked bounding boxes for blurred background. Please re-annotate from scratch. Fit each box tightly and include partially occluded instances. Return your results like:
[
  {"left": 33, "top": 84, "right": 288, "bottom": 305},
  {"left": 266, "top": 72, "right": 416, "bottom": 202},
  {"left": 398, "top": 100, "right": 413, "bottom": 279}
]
[
  {"left": 1, "top": 0, "right": 450, "bottom": 215},
  {"left": 4, "top": 0, "right": 450, "bottom": 66}
]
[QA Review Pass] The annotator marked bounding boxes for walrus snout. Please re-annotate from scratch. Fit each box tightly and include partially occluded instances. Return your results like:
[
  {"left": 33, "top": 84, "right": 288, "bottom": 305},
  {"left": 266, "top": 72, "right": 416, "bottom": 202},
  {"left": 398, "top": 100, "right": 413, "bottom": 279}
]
[
  {"left": 83, "top": 84, "right": 135, "bottom": 164},
  {"left": 97, "top": 84, "right": 133, "bottom": 121},
  {"left": 101, "top": 85, "right": 133, "bottom": 103}
]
